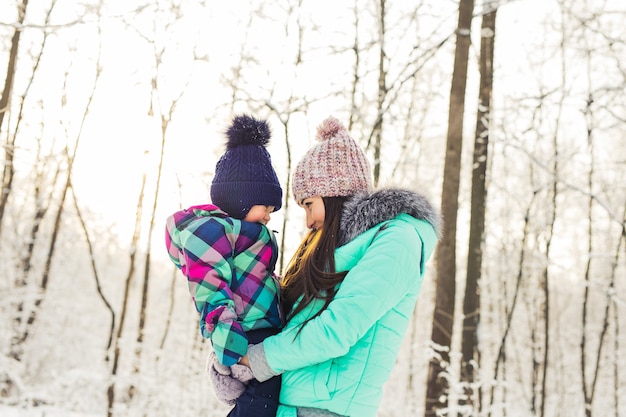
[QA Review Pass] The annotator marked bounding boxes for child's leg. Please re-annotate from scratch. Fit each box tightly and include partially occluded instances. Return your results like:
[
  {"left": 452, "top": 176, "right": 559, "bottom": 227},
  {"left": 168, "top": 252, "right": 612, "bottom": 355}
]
[
  {"left": 226, "top": 327, "right": 281, "bottom": 417},
  {"left": 226, "top": 375, "right": 281, "bottom": 417}
]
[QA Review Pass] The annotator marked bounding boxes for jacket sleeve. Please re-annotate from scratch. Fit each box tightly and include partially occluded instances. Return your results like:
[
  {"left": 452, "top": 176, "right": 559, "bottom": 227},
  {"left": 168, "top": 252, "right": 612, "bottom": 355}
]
[
  {"left": 165, "top": 211, "right": 247, "bottom": 366},
  {"left": 261, "top": 220, "right": 425, "bottom": 374}
]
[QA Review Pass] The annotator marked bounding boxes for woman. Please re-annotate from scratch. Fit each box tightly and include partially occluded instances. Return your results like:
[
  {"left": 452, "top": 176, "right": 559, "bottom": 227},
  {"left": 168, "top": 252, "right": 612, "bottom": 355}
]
[{"left": 218, "top": 116, "right": 440, "bottom": 417}]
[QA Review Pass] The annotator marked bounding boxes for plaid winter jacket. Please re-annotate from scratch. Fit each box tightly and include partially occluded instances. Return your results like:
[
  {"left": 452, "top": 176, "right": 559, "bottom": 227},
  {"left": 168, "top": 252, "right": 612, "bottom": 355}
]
[{"left": 165, "top": 204, "right": 282, "bottom": 366}]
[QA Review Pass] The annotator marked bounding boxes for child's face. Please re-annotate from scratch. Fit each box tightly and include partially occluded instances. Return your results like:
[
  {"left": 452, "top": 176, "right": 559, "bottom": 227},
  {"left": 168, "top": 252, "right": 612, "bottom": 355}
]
[
  {"left": 244, "top": 205, "right": 275, "bottom": 225},
  {"left": 299, "top": 196, "right": 325, "bottom": 230}
]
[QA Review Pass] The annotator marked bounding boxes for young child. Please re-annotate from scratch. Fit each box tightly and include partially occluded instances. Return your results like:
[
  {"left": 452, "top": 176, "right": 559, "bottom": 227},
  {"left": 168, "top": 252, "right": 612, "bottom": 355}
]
[{"left": 165, "top": 114, "right": 283, "bottom": 416}]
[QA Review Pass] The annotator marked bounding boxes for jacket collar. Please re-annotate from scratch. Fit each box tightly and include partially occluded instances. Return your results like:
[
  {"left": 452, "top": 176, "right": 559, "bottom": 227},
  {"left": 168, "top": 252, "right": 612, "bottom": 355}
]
[{"left": 338, "top": 188, "right": 441, "bottom": 246}]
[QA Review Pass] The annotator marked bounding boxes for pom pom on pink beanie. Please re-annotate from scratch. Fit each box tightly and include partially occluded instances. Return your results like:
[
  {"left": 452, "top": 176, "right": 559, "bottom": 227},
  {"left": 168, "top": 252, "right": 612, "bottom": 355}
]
[{"left": 292, "top": 116, "right": 373, "bottom": 202}]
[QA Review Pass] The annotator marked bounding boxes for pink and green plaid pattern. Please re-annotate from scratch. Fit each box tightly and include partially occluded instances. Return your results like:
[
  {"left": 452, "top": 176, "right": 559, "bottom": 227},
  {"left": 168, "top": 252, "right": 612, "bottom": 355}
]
[{"left": 165, "top": 204, "right": 282, "bottom": 366}]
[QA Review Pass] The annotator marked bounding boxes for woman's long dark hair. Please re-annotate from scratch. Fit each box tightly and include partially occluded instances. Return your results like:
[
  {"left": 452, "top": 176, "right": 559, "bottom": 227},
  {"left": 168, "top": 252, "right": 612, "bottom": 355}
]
[{"left": 281, "top": 196, "right": 350, "bottom": 332}]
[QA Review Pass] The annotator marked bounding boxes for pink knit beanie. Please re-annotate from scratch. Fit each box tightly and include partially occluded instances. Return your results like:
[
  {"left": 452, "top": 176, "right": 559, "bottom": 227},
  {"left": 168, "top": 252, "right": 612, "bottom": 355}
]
[{"left": 292, "top": 116, "right": 373, "bottom": 202}]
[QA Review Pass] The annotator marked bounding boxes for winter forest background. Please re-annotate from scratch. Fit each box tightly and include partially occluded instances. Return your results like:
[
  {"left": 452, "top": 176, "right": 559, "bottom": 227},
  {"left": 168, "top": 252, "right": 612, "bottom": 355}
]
[{"left": 0, "top": 0, "right": 625, "bottom": 416}]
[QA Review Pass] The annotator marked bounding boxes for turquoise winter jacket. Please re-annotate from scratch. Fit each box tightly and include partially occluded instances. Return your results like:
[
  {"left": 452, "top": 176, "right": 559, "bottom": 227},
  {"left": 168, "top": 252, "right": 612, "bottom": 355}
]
[{"left": 249, "top": 189, "right": 440, "bottom": 417}]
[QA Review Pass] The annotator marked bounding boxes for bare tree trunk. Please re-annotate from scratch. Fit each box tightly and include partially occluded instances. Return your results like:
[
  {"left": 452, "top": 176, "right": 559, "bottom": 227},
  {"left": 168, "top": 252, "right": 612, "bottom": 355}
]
[
  {"left": 577, "top": 10, "right": 626, "bottom": 411},
  {"left": 531, "top": 302, "right": 539, "bottom": 415},
  {"left": 611, "top": 212, "right": 622, "bottom": 417},
  {"left": 425, "top": 0, "right": 475, "bottom": 415},
  {"left": 128, "top": 94, "right": 168, "bottom": 399},
  {"left": 108, "top": 167, "right": 147, "bottom": 417},
  {"left": 7, "top": 1, "right": 55, "bottom": 263},
  {"left": 12, "top": 27, "right": 102, "bottom": 358},
  {"left": 348, "top": 0, "right": 361, "bottom": 131},
  {"left": 580, "top": 88, "right": 596, "bottom": 417},
  {"left": 272, "top": 114, "right": 293, "bottom": 275},
  {"left": 11, "top": 156, "right": 61, "bottom": 360},
  {"left": 536, "top": 118, "right": 559, "bottom": 417},
  {"left": 371, "top": 0, "right": 387, "bottom": 187},
  {"left": 612, "top": 210, "right": 625, "bottom": 417},
  {"left": 19, "top": 162, "right": 59, "bottom": 277},
  {"left": 159, "top": 267, "right": 179, "bottom": 351},
  {"left": 119, "top": 4, "right": 197, "bottom": 400},
  {"left": 459, "top": 5, "right": 496, "bottom": 415},
  {"left": 269, "top": 3, "right": 305, "bottom": 271},
  {"left": 581, "top": 188, "right": 624, "bottom": 417},
  {"left": 257, "top": 0, "right": 303, "bottom": 274},
  {"left": 70, "top": 184, "right": 116, "bottom": 352},
  {"left": 389, "top": 79, "right": 428, "bottom": 183},
  {"left": 488, "top": 191, "right": 536, "bottom": 417},
  {"left": 612, "top": 302, "right": 620, "bottom": 417},
  {"left": 7, "top": 1, "right": 56, "bottom": 363},
  {"left": 226, "top": 11, "right": 255, "bottom": 115},
  {"left": 532, "top": 5, "right": 575, "bottom": 413},
  {"left": 132, "top": 85, "right": 185, "bottom": 383},
  {"left": 533, "top": 156, "right": 556, "bottom": 417},
  {"left": 159, "top": 174, "right": 185, "bottom": 351},
  {"left": 0, "top": 0, "right": 29, "bottom": 237}
]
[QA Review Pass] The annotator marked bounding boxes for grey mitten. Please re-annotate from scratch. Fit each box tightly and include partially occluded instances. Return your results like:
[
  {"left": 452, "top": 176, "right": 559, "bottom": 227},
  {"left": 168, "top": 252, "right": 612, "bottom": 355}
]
[
  {"left": 230, "top": 362, "right": 255, "bottom": 383},
  {"left": 206, "top": 352, "right": 246, "bottom": 406}
]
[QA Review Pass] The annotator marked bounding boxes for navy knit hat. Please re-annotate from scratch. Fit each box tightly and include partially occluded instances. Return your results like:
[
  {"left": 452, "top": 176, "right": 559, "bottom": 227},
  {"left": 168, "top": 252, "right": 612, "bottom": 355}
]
[{"left": 210, "top": 114, "right": 283, "bottom": 219}]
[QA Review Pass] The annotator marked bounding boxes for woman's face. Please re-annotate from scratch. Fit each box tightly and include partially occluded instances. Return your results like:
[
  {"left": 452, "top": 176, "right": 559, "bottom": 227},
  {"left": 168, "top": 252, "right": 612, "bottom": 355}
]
[{"left": 300, "top": 196, "right": 325, "bottom": 230}]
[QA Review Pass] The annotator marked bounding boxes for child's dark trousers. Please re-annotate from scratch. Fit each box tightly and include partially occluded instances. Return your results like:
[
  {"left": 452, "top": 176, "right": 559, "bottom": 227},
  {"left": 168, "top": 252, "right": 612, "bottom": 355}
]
[{"left": 227, "top": 327, "right": 281, "bottom": 417}]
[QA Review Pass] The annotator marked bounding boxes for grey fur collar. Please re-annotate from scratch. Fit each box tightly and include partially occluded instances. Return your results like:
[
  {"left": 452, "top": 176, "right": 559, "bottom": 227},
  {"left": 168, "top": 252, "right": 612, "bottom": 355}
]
[{"left": 338, "top": 188, "right": 441, "bottom": 246}]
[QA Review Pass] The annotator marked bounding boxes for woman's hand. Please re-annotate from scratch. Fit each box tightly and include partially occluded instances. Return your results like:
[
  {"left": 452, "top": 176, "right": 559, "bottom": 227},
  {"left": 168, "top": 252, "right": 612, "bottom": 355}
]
[{"left": 239, "top": 354, "right": 250, "bottom": 367}]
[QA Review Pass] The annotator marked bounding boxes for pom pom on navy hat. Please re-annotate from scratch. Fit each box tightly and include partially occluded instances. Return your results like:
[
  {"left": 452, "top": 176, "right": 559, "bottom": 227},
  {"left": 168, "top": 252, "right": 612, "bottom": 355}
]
[{"left": 225, "top": 114, "right": 271, "bottom": 148}]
